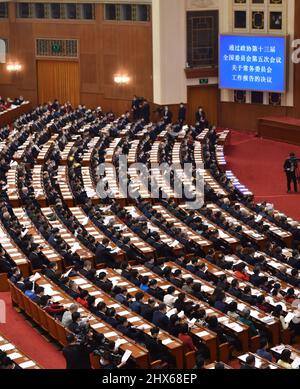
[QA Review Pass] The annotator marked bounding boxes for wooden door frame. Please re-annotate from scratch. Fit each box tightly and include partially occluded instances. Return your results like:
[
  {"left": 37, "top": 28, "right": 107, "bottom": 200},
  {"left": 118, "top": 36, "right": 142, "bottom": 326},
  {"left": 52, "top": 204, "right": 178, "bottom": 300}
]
[
  {"left": 36, "top": 58, "right": 80, "bottom": 106},
  {"left": 187, "top": 84, "right": 221, "bottom": 127}
]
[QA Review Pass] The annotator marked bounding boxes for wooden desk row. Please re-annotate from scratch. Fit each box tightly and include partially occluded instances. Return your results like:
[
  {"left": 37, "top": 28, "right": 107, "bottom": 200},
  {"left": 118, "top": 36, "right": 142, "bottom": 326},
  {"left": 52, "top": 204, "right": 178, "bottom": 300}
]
[
  {"left": 0, "top": 332, "right": 42, "bottom": 369},
  {"left": 76, "top": 136, "right": 101, "bottom": 167},
  {"left": 132, "top": 264, "right": 248, "bottom": 362},
  {"left": 178, "top": 204, "right": 239, "bottom": 249},
  {"left": 217, "top": 130, "right": 230, "bottom": 146},
  {"left": 124, "top": 205, "right": 184, "bottom": 255},
  {"left": 69, "top": 206, "right": 125, "bottom": 262},
  {"left": 56, "top": 166, "right": 74, "bottom": 207},
  {"left": 0, "top": 222, "right": 29, "bottom": 276},
  {"left": 13, "top": 207, "right": 63, "bottom": 271},
  {"left": 271, "top": 344, "right": 300, "bottom": 368},
  {"left": 104, "top": 138, "right": 122, "bottom": 164},
  {"left": 238, "top": 352, "right": 280, "bottom": 369},
  {"left": 225, "top": 171, "right": 253, "bottom": 198},
  {"left": 205, "top": 203, "right": 267, "bottom": 250},
  {"left": 41, "top": 206, "right": 94, "bottom": 261},
  {"left": 97, "top": 268, "right": 219, "bottom": 363},
  {"left": 97, "top": 205, "right": 155, "bottom": 258},
  {"left": 164, "top": 261, "right": 279, "bottom": 348},
  {"left": 236, "top": 202, "right": 293, "bottom": 247},
  {"left": 69, "top": 272, "right": 184, "bottom": 367},
  {"left": 152, "top": 205, "right": 212, "bottom": 252},
  {"left": 197, "top": 256, "right": 297, "bottom": 318},
  {"left": 8, "top": 277, "right": 149, "bottom": 368}
]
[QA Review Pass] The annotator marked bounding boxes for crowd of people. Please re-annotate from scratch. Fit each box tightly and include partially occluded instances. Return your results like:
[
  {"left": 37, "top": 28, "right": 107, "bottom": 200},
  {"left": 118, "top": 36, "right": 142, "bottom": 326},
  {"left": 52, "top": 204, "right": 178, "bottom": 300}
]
[
  {"left": 0, "top": 96, "right": 25, "bottom": 112},
  {"left": 0, "top": 98, "right": 300, "bottom": 369}
]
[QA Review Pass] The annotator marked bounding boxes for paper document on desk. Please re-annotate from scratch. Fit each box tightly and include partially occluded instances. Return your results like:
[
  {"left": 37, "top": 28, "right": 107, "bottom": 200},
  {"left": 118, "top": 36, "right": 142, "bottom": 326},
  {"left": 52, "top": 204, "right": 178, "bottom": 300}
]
[
  {"left": 19, "top": 361, "right": 36, "bottom": 369},
  {"left": 0, "top": 343, "right": 15, "bottom": 352},
  {"left": 82, "top": 217, "right": 89, "bottom": 226},
  {"left": 70, "top": 242, "right": 80, "bottom": 254},
  {"left": 162, "top": 338, "right": 173, "bottom": 346},
  {"left": 63, "top": 268, "right": 73, "bottom": 278},
  {"left": 114, "top": 339, "right": 127, "bottom": 349},
  {"left": 291, "top": 357, "right": 300, "bottom": 369},
  {"left": 166, "top": 308, "right": 177, "bottom": 318},
  {"left": 170, "top": 240, "right": 179, "bottom": 247},
  {"left": 35, "top": 190, "right": 43, "bottom": 199},
  {"left": 284, "top": 312, "right": 295, "bottom": 324},
  {"left": 121, "top": 349, "right": 132, "bottom": 364},
  {"left": 217, "top": 230, "right": 227, "bottom": 239},
  {"left": 8, "top": 352, "right": 22, "bottom": 360},
  {"left": 29, "top": 273, "right": 41, "bottom": 282}
]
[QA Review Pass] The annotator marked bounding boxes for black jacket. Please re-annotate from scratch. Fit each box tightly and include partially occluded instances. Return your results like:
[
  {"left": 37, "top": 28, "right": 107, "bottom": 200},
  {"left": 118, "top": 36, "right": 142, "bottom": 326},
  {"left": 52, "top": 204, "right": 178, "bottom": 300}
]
[{"left": 62, "top": 343, "right": 92, "bottom": 369}]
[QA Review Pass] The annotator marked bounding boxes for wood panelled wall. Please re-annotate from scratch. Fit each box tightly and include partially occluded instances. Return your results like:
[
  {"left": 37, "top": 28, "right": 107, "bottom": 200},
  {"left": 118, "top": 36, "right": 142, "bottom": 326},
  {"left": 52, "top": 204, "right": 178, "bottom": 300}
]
[
  {"left": 0, "top": 2, "right": 300, "bottom": 132},
  {"left": 0, "top": 2, "right": 153, "bottom": 116}
]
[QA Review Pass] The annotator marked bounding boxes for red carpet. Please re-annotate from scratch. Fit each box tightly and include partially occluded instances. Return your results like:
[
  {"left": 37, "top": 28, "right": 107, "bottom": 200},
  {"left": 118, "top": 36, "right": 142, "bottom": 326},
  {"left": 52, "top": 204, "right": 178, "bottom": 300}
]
[
  {"left": 0, "top": 292, "right": 65, "bottom": 369},
  {"left": 225, "top": 130, "right": 300, "bottom": 221}
]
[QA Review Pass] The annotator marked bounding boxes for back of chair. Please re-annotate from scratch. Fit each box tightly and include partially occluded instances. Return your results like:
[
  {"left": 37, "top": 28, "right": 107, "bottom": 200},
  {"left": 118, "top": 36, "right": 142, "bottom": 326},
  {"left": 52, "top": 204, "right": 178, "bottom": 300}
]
[
  {"left": 16, "top": 287, "right": 26, "bottom": 311},
  {"left": 250, "top": 335, "right": 260, "bottom": 353},
  {"left": 23, "top": 294, "right": 33, "bottom": 317},
  {"left": 8, "top": 280, "right": 18, "bottom": 305},
  {"left": 150, "top": 360, "right": 163, "bottom": 369},
  {"left": 218, "top": 342, "right": 230, "bottom": 363},
  {"left": 37, "top": 306, "right": 49, "bottom": 332},
  {"left": 0, "top": 273, "right": 9, "bottom": 292},
  {"left": 28, "top": 299, "right": 40, "bottom": 325},
  {"left": 185, "top": 351, "right": 196, "bottom": 369},
  {"left": 45, "top": 312, "right": 59, "bottom": 340},
  {"left": 56, "top": 321, "right": 68, "bottom": 346}
]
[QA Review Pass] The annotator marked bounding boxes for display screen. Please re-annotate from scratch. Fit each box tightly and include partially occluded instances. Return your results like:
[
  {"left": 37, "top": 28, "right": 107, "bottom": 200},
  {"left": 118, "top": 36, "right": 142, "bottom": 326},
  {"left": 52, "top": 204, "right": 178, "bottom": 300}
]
[{"left": 219, "top": 34, "right": 286, "bottom": 93}]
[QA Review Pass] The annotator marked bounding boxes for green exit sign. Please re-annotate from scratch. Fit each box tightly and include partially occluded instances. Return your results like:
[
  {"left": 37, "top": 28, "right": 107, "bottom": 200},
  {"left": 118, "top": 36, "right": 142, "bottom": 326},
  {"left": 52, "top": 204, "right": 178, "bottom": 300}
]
[{"left": 199, "top": 78, "right": 209, "bottom": 85}]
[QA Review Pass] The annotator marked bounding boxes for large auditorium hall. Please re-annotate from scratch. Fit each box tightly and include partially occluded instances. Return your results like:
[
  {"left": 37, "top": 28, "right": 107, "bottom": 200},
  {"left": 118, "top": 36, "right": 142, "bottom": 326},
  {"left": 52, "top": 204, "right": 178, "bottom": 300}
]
[{"left": 0, "top": 0, "right": 300, "bottom": 383}]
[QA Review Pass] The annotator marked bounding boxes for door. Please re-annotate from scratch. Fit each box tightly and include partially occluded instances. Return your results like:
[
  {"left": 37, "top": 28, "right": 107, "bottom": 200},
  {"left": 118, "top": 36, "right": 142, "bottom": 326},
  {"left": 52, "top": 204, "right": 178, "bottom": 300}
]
[
  {"left": 37, "top": 60, "right": 80, "bottom": 106},
  {"left": 187, "top": 85, "right": 219, "bottom": 126}
]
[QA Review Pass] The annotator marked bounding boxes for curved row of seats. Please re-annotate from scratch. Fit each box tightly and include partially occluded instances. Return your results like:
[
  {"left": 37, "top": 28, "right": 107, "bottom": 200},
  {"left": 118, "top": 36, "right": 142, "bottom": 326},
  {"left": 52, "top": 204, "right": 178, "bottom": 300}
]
[{"left": 0, "top": 102, "right": 300, "bottom": 369}]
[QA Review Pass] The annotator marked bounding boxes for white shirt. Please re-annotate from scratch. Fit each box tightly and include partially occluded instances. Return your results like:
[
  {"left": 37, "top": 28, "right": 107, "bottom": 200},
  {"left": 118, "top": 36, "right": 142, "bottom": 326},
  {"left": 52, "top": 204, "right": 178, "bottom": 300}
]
[{"left": 164, "top": 294, "right": 176, "bottom": 308}]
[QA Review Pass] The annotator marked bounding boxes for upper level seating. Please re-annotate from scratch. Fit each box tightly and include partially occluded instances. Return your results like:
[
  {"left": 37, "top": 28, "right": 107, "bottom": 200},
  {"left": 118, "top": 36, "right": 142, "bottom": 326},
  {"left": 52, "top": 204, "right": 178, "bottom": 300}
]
[{"left": 0, "top": 100, "right": 31, "bottom": 128}]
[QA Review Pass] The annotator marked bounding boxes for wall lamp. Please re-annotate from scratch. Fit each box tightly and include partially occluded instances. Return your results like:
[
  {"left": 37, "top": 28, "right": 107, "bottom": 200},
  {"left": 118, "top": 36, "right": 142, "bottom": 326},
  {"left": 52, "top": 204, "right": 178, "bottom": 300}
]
[
  {"left": 6, "top": 63, "right": 22, "bottom": 72},
  {"left": 114, "top": 75, "right": 130, "bottom": 84}
]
